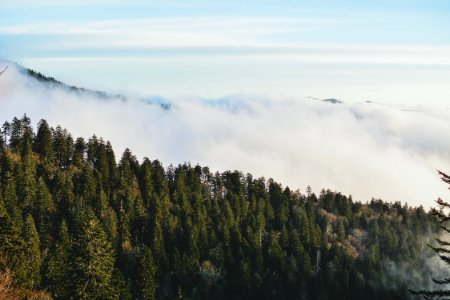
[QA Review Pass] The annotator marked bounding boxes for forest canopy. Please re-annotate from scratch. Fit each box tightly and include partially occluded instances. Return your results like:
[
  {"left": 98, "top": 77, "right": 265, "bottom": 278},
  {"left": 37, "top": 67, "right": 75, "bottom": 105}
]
[{"left": 0, "top": 115, "right": 444, "bottom": 299}]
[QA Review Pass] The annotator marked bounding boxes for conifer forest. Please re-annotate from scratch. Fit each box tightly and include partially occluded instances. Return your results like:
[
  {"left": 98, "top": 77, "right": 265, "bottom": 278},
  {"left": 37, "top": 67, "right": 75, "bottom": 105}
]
[{"left": 0, "top": 115, "right": 444, "bottom": 299}]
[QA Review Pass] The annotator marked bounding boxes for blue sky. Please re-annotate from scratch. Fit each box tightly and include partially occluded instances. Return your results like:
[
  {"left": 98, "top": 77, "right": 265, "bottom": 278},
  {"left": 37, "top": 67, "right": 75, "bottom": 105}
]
[{"left": 1, "top": 0, "right": 450, "bottom": 105}]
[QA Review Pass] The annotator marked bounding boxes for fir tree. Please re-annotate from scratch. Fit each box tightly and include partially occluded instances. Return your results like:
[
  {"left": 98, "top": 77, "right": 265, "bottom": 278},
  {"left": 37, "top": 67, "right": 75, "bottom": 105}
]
[
  {"left": 70, "top": 209, "right": 117, "bottom": 299},
  {"left": 20, "top": 214, "right": 42, "bottom": 289},
  {"left": 45, "top": 220, "right": 72, "bottom": 299},
  {"left": 34, "top": 119, "right": 54, "bottom": 159},
  {"left": 0, "top": 196, "right": 24, "bottom": 270},
  {"left": 135, "top": 245, "right": 156, "bottom": 300}
]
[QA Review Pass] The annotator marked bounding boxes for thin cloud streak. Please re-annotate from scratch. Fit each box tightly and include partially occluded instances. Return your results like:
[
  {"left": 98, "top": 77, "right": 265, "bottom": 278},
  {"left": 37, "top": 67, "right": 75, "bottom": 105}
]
[
  {"left": 21, "top": 49, "right": 450, "bottom": 66},
  {"left": 0, "top": 17, "right": 332, "bottom": 35},
  {"left": 2, "top": 17, "right": 449, "bottom": 67}
]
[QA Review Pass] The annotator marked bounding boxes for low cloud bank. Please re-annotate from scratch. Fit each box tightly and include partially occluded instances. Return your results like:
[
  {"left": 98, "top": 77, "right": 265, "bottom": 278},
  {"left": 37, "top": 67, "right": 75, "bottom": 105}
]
[{"left": 1, "top": 62, "right": 449, "bottom": 207}]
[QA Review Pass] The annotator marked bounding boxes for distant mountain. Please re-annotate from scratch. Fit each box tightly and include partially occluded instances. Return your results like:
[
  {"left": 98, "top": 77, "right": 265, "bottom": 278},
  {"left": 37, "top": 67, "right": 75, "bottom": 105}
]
[
  {"left": 307, "top": 96, "right": 343, "bottom": 104},
  {"left": 1, "top": 59, "right": 179, "bottom": 109},
  {"left": 322, "top": 98, "right": 343, "bottom": 104},
  {"left": 22, "top": 65, "right": 127, "bottom": 101},
  {"left": 140, "top": 95, "right": 173, "bottom": 110}
]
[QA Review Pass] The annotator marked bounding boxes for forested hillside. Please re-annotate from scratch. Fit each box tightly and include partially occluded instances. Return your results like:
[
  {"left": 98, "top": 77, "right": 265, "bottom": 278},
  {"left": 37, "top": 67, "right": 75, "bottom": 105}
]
[{"left": 0, "top": 115, "right": 441, "bottom": 299}]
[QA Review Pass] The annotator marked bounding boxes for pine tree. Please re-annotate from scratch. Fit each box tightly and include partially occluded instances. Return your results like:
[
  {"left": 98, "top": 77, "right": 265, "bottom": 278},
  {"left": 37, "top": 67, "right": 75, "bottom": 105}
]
[
  {"left": 73, "top": 137, "right": 86, "bottom": 169},
  {"left": 46, "top": 220, "right": 72, "bottom": 299},
  {"left": 135, "top": 245, "right": 156, "bottom": 300},
  {"left": 16, "top": 141, "right": 37, "bottom": 213},
  {"left": 70, "top": 209, "right": 117, "bottom": 299},
  {"left": 34, "top": 119, "right": 54, "bottom": 161},
  {"left": 9, "top": 116, "right": 26, "bottom": 153},
  {"left": 0, "top": 196, "right": 24, "bottom": 270},
  {"left": 20, "top": 214, "right": 42, "bottom": 289},
  {"left": 34, "top": 177, "right": 56, "bottom": 249},
  {"left": 138, "top": 158, "right": 153, "bottom": 210},
  {"left": 76, "top": 164, "right": 97, "bottom": 208},
  {"left": 3, "top": 179, "right": 21, "bottom": 222},
  {"left": 53, "top": 126, "right": 73, "bottom": 169}
]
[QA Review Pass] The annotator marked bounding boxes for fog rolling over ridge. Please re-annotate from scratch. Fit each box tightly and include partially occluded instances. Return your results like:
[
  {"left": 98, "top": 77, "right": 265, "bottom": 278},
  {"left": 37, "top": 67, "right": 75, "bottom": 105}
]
[{"left": 1, "top": 61, "right": 449, "bottom": 207}]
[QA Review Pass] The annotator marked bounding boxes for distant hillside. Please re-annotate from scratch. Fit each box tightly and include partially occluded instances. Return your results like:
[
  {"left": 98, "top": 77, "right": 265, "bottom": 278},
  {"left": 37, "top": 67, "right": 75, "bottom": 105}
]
[
  {"left": 23, "top": 66, "right": 127, "bottom": 101},
  {"left": 322, "top": 98, "right": 343, "bottom": 104},
  {"left": 13, "top": 62, "right": 179, "bottom": 110},
  {"left": 307, "top": 96, "right": 344, "bottom": 104}
]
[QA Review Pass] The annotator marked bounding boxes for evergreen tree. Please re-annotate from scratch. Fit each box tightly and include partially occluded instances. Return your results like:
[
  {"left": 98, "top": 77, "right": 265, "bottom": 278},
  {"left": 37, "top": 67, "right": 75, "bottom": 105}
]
[
  {"left": 0, "top": 195, "right": 24, "bottom": 271},
  {"left": 34, "top": 177, "right": 56, "bottom": 248},
  {"left": 70, "top": 209, "right": 117, "bottom": 299},
  {"left": 135, "top": 245, "right": 156, "bottom": 300},
  {"left": 20, "top": 214, "right": 42, "bottom": 289},
  {"left": 34, "top": 119, "right": 54, "bottom": 160},
  {"left": 46, "top": 220, "right": 72, "bottom": 299}
]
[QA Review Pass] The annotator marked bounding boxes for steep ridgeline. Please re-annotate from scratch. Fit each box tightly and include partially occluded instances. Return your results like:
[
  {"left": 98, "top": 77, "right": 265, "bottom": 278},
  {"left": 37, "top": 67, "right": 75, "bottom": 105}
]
[
  {"left": 0, "top": 115, "right": 439, "bottom": 299},
  {"left": 24, "top": 66, "right": 126, "bottom": 101}
]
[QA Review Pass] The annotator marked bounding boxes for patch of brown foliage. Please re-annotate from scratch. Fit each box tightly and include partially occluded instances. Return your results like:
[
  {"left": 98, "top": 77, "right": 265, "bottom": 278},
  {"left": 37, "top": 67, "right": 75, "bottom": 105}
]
[
  {"left": 0, "top": 269, "right": 19, "bottom": 300},
  {"left": 0, "top": 269, "right": 52, "bottom": 300},
  {"left": 23, "top": 290, "right": 52, "bottom": 300}
]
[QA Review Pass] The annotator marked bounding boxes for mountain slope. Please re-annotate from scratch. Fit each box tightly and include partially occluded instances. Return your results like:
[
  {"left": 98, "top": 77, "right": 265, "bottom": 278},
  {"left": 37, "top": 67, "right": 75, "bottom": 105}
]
[{"left": 0, "top": 115, "right": 445, "bottom": 299}]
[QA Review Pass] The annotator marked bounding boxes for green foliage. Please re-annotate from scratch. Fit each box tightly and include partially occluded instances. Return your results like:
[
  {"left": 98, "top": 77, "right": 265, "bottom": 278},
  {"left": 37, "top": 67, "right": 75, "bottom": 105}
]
[
  {"left": 35, "top": 119, "right": 54, "bottom": 160},
  {"left": 70, "top": 208, "right": 117, "bottom": 299},
  {"left": 34, "top": 177, "right": 56, "bottom": 249},
  {"left": 45, "top": 220, "right": 71, "bottom": 299},
  {"left": 136, "top": 246, "right": 156, "bottom": 300},
  {"left": 0, "top": 116, "right": 440, "bottom": 299},
  {"left": 19, "top": 214, "right": 42, "bottom": 289},
  {"left": 0, "top": 195, "right": 24, "bottom": 269}
]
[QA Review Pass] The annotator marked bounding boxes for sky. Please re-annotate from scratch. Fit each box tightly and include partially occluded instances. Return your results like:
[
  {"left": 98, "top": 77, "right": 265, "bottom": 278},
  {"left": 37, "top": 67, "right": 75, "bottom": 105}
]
[{"left": 1, "top": 0, "right": 450, "bottom": 105}]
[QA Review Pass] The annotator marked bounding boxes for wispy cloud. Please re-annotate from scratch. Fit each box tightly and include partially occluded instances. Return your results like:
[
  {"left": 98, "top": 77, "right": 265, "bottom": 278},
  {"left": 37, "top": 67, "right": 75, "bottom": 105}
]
[
  {"left": 20, "top": 48, "right": 450, "bottom": 67},
  {"left": 2, "top": 17, "right": 449, "bottom": 67},
  {"left": 0, "top": 17, "right": 329, "bottom": 35}
]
